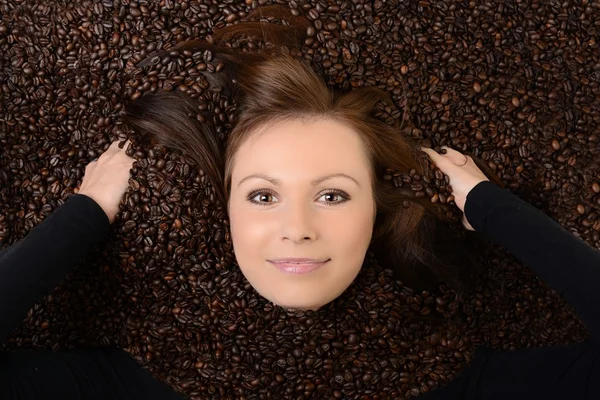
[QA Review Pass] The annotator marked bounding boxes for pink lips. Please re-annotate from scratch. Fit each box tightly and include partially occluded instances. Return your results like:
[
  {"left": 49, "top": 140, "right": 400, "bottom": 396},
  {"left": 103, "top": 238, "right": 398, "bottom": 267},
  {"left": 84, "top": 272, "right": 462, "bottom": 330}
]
[{"left": 268, "top": 259, "right": 330, "bottom": 275}]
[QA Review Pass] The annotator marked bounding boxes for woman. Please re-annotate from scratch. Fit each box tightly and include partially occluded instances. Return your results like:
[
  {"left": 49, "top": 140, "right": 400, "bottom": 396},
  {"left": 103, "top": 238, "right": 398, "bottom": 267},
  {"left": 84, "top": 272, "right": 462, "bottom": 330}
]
[
  {"left": 3, "top": 10, "right": 600, "bottom": 400},
  {"left": 2, "top": 139, "right": 599, "bottom": 399}
]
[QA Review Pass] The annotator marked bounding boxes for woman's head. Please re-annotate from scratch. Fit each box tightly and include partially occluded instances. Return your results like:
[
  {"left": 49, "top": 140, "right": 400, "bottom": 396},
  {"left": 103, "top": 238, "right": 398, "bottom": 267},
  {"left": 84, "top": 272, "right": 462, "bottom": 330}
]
[
  {"left": 124, "top": 5, "right": 492, "bottom": 311},
  {"left": 228, "top": 117, "right": 376, "bottom": 310},
  {"left": 219, "top": 53, "right": 434, "bottom": 310}
]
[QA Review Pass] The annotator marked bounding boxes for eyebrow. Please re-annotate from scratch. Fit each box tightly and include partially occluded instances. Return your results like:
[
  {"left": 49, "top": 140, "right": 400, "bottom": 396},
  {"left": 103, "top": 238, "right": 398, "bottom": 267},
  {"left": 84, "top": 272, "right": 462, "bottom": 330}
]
[{"left": 237, "top": 173, "right": 361, "bottom": 188}]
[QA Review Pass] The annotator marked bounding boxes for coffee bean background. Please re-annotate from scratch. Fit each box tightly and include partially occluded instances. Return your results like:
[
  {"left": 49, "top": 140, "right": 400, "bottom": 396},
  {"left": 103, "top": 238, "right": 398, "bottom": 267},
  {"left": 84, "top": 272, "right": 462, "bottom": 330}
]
[{"left": 1, "top": 0, "right": 599, "bottom": 398}]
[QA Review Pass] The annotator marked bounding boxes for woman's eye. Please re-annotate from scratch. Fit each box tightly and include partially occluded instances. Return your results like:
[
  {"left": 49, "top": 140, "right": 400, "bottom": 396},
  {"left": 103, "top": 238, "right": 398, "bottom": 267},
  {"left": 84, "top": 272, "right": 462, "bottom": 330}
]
[
  {"left": 247, "top": 190, "right": 350, "bottom": 206},
  {"left": 249, "top": 191, "right": 277, "bottom": 205},
  {"left": 318, "top": 192, "right": 348, "bottom": 204}
]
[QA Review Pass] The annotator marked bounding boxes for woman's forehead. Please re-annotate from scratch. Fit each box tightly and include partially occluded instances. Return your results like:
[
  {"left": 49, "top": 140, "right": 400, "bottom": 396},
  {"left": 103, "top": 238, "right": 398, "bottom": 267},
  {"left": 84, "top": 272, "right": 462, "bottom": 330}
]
[{"left": 233, "top": 121, "right": 369, "bottom": 176}]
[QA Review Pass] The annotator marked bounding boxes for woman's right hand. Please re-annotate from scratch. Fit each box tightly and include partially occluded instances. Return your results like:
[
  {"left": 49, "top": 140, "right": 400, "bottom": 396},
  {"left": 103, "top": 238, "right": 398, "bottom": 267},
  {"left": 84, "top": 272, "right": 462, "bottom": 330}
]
[
  {"left": 420, "top": 145, "right": 490, "bottom": 231},
  {"left": 76, "top": 139, "right": 136, "bottom": 225}
]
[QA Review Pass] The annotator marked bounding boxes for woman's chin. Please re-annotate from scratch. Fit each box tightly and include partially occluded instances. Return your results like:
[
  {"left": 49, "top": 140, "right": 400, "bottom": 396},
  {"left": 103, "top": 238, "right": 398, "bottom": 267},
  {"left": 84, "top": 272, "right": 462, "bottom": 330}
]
[{"left": 274, "top": 298, "right": 323, "bottom": 312}]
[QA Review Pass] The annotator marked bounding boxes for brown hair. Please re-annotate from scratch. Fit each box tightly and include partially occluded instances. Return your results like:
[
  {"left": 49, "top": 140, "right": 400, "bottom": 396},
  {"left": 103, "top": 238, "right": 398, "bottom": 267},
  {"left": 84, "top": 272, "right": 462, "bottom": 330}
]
[{"left": 124, "top": 6, "right": 500, "bottom": 291}]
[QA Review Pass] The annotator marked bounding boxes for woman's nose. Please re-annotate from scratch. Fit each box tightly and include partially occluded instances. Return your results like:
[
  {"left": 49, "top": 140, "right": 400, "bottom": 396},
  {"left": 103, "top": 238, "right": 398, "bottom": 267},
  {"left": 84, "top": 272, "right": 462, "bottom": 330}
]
[{"left": 281, "top": 202, "right": 317, "bottom": 243}]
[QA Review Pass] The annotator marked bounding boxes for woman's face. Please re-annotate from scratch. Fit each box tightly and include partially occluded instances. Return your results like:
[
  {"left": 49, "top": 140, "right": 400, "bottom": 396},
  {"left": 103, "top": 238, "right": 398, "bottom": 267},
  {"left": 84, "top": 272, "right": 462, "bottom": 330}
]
[{"left": 228, "top": 118, "right": 376, "bottom": 311}]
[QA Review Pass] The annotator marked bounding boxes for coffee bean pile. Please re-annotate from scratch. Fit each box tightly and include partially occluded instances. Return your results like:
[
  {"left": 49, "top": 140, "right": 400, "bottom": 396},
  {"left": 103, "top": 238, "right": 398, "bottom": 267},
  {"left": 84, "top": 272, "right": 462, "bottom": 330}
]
[{"left": 1, "top": 0, "right": 598, "bottom": 398}]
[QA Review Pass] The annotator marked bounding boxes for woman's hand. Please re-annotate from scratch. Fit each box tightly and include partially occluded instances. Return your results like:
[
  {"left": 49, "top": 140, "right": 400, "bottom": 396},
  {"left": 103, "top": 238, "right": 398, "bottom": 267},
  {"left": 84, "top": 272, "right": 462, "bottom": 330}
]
[
  {"left": 76, "top": 139, "right": 136, "bottom": 225},
  {"left": 420, "top": 145, "right": 490, "bottom": 231}
]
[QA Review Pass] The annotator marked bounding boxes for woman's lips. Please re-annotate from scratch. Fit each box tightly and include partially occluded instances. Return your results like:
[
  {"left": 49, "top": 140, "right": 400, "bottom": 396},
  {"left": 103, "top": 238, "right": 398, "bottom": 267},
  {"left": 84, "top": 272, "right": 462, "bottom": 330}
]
[{"left": 269, "top": 260, "right": 329, "bottom": 274}]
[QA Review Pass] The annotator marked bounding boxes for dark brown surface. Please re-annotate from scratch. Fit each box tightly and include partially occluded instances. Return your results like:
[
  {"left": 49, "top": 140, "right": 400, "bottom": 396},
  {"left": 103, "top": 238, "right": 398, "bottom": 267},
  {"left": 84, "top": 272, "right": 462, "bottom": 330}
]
[{"left": 0, "top": 0, "right": 598, "bottom": 398}]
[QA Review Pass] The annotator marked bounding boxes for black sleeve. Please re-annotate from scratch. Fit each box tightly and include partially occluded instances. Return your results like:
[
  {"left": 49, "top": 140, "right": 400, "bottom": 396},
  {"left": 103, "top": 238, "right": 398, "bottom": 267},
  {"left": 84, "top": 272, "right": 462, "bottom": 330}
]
[
  {"left": 419, "top": 181, "right": 600, "bottom": 400},
  {"left": 0, "top": 194, "right": 110, "bottom": 343},
  {"left": 1, "top": 347, "right": 185, "bottom": 400},
  {"left": 463, "top": 180, "right": 600, "bottom": 341},
  {"left": 0, "top": 195, "right": 186, "bottom": 399}
]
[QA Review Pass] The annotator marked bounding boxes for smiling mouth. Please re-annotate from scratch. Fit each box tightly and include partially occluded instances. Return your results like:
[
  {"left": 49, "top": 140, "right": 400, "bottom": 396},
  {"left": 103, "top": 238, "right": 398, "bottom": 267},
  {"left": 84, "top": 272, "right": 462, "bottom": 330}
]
[{"left": 268, "top": 259, "right": 330, "bottom": 275}]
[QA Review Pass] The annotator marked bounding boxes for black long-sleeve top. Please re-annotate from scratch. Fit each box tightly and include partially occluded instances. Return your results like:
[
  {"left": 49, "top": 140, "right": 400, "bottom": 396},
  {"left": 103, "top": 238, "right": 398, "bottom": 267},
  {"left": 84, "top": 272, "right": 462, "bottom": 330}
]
[{"left": 1, "top": 181, "right": 599, "bottom": 399}]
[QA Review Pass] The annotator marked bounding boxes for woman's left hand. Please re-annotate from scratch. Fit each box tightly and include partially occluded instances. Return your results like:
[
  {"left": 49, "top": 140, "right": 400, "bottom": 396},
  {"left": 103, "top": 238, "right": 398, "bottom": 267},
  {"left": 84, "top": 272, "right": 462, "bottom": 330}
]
[
  {"left": 420, "top": 145, "right": 490, "bottom": 231},
  {"left": 76, "top": 139, "right": 136, "bottom": 224}
]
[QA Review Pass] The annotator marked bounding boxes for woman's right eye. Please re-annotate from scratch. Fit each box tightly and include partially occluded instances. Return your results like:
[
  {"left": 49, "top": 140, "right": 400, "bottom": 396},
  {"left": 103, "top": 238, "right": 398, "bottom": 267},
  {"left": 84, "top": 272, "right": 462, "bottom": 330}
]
[{"left": 247, "top": 190, "right": 278, "bottom": 205}]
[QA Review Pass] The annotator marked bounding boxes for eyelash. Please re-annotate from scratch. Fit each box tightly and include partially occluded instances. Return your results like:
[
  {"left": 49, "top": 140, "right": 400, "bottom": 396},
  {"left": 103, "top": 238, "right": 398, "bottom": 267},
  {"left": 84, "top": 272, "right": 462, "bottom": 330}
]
[{"left": 247, "top": 189, "right": 350, "bottom": 206}]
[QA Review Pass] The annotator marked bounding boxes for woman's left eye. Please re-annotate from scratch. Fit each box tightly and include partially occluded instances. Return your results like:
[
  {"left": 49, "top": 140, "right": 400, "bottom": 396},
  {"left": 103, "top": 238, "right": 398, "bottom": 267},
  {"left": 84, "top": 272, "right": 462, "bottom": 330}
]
[{"left": 318, "top": 190, "right": 350, "bottom": 205}]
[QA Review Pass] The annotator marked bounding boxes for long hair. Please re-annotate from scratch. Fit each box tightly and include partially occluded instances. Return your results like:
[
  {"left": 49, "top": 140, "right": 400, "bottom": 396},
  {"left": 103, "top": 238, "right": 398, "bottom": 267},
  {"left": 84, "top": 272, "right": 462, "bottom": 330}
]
[{"left": 123, "top": 5, "right": 500, "bottom": 291}]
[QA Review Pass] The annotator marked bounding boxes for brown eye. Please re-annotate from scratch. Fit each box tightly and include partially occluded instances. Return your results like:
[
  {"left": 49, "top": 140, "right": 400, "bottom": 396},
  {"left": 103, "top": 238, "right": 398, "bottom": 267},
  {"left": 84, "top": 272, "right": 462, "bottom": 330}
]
[
  {"left": 318, "top": 190, "right": 350, "bottom": 205},
  {"left": 323, "top": 193, "right": 339, "bottom": 202},
  {"left": 248, "top": 190, "right": 278, "bottom": 205},
  {"left": 247, "top": 189, "right": 350, "bottom": 206},
  {"left": 257, "top": 193, "right": 272, "bottom": 202}
]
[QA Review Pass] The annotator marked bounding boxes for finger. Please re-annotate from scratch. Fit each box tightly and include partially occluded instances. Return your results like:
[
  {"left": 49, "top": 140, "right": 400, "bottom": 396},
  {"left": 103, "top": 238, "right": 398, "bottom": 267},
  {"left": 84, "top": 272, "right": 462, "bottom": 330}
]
[
  {"left": 441, "top": 146, "right": 465, "bottom": 156},
  {"left": 421, "top": 146, "right": 451, "bottom": 164},
  {"left": 420, "top": 146, "right": 437, "bottom": 156},
  {"left": 104, "top": 139, "right": 130, "bottom": 157},
  {"left": 119, "top": 139, "right": 132, "bottom": 151},
  {"left": 440, "top": 146, "right": 470, "bottom": 164},
  {"left": 105, "top": 140, "right": 122, "bottom": 154}
]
